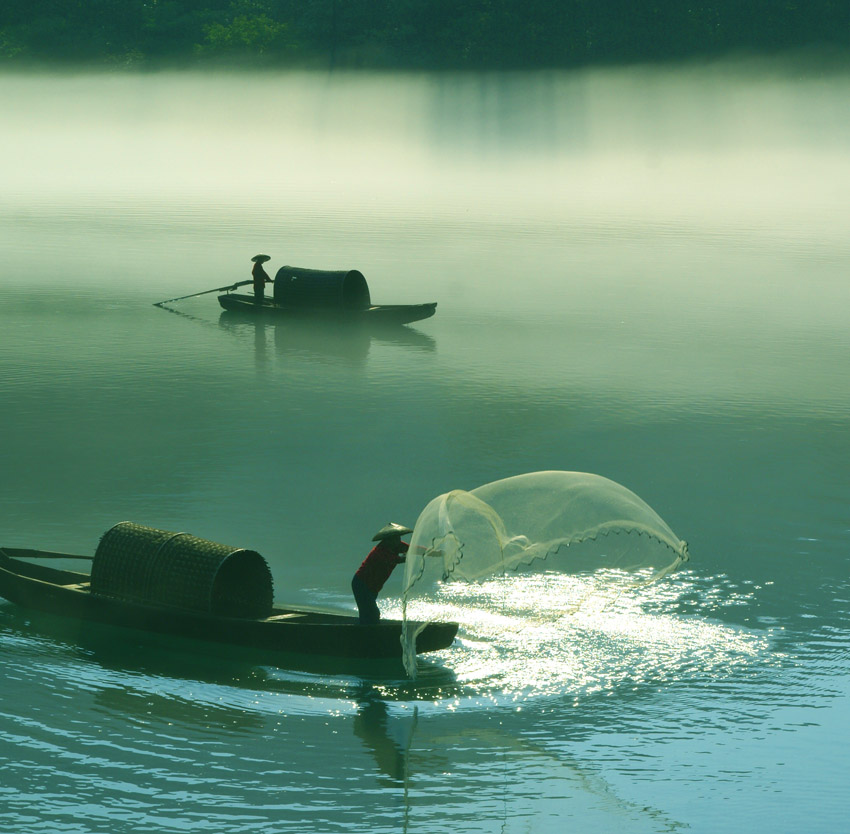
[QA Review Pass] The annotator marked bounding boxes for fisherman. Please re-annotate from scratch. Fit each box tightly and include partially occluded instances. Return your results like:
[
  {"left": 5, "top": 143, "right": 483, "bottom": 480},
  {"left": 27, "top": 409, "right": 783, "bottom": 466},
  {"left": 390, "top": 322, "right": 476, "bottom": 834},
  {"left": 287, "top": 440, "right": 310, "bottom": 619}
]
[
  {"left": 351, "top": 523, "right": 411, "bottom": 625},
  {"left": 251, "top": 254, "right": 272, "bottom": 305}
]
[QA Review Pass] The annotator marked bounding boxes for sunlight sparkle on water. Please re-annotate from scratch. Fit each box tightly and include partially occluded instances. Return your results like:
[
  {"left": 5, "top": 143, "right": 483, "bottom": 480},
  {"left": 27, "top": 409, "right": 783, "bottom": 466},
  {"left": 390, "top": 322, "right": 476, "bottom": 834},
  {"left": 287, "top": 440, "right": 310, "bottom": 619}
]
[{"left": 400, "top": 572, "right": 771, "bottom": 703}]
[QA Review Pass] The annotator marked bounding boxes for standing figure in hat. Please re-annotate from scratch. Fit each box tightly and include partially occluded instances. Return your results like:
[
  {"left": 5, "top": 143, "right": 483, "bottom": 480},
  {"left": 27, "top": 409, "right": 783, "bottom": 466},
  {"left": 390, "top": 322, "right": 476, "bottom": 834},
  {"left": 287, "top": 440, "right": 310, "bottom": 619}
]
[
  {"left": 352, "top": 523, "right": 412, "bottom": 625},
  {"left": 251, "top": 254, "right": 272, "bottom": 305}
]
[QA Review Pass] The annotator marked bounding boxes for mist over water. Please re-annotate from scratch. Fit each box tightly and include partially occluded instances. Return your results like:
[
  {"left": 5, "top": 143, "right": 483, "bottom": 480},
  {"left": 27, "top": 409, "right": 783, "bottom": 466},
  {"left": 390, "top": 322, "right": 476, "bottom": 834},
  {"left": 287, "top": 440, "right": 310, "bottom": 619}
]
[{"left": 1, "top": 63, "right": 849, "bottom": 833}]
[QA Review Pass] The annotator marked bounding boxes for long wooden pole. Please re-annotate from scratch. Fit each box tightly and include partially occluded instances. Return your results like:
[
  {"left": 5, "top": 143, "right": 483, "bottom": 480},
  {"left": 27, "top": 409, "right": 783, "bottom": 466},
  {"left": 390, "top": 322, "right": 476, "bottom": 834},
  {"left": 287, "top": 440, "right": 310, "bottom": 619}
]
[
  {"left": 0, "top": 547, "right": 93, "bottom": 560},
  {"left": 153, "top": 279, "right": 255, "bottom": 307}
]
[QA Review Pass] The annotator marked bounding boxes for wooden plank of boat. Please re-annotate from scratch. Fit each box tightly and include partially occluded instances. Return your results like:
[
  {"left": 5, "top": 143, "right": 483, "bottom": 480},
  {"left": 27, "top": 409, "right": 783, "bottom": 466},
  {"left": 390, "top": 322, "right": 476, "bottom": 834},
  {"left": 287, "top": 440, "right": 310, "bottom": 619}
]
[
  {"left": 0, "top": 548, "right": 458, "bottom": 659},
  {"left": 217, "top": 293, "right": 437, "bottom": 326}
]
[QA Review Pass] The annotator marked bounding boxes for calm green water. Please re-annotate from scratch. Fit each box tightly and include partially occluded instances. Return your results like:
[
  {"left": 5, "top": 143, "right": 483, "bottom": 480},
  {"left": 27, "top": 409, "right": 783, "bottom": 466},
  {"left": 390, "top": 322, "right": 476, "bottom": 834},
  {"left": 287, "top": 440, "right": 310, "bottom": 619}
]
[{"left": 1, "top": 66, "right": 849, "bottom": 833}]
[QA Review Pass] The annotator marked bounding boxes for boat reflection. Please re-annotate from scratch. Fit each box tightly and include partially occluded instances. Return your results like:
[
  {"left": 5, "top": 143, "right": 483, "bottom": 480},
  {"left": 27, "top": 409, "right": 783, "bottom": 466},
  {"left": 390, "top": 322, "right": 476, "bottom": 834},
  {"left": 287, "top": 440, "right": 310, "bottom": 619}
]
[
  {"left": 353, "top": 684, "right": 419, "bottom": 783},
  {"left": 0, "top": 602, "right": 455, "bottom": 699},
  {"left": 218, "top": 312, "right": 436, "bottom": 364},
  {"left": 1, "top": 604, "right": 684, "bottom": 829},
  {"left": 91, "top": 679, "right": 268, "bottom": 733}
]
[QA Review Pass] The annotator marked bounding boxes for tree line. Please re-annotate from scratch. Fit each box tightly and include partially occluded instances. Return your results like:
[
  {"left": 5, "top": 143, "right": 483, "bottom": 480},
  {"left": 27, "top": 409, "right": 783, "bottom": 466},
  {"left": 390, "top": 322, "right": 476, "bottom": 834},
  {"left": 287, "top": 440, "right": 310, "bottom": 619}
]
[{"left": 1, "top": 0, "right": 848, "bottom": 70}]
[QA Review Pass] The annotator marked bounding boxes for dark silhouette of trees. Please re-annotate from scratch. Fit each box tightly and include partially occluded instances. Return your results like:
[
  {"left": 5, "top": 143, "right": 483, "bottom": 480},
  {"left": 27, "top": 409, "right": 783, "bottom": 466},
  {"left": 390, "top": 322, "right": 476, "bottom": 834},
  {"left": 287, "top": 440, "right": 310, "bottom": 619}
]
[{"left": 0, "top": 0, "right": 848, "bottom": 69}]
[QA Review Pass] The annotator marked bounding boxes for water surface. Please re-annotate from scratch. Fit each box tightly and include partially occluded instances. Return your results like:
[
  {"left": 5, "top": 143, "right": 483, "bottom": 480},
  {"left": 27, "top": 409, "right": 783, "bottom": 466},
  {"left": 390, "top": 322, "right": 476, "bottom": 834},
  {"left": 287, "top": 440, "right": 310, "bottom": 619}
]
[{"left": 1, "top": 65, "right": 849, "bottom": 833}]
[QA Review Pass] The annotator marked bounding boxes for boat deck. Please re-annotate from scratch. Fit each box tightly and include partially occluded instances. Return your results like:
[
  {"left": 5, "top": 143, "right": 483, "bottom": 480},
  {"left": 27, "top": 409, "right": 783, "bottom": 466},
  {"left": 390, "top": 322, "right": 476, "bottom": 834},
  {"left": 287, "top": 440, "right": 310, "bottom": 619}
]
[{"left": 0, "top": 547, "right": 458, "bottom": 659}]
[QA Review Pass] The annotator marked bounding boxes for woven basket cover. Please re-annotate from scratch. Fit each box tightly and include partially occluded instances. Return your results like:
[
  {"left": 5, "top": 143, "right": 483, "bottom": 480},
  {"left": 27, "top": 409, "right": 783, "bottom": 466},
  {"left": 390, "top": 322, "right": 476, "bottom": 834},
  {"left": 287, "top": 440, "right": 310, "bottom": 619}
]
[
  {"left": 90, "top": 522, "right": 273, "bottom": 618},
  {"left": 273, "top": 266, "right": 371, "bottom": 309}
]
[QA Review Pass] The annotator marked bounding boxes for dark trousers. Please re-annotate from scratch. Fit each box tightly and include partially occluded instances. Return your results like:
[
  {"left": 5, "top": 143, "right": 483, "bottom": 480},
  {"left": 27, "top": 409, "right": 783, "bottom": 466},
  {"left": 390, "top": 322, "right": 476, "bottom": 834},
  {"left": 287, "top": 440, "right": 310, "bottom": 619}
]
[
  {"left": 254, "top": 285, "right": 265, "bottom": 305},
  {"left": 351, "top": 575, "right": 380, "bottom": 624}
]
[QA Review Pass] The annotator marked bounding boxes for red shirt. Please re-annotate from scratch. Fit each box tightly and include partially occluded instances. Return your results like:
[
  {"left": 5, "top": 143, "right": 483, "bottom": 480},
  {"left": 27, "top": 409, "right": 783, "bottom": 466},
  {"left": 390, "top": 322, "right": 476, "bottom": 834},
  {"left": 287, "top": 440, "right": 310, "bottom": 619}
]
[{"left": 354, "top": 541, "right": 409, "bottom": 594}]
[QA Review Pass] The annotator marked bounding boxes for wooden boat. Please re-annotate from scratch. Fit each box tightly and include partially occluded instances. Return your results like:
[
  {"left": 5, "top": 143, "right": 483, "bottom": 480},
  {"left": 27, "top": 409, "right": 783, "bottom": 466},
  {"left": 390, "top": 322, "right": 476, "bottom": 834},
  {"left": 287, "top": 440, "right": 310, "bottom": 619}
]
[
  {"left": 218, "top": 266, "right": 437, "bottom": 325},
  {"left": 0, "top": 541, "right": 458, "bottom": 660},
  {"left": 218, "top": 293, "right": 437, "bottom": 325}
]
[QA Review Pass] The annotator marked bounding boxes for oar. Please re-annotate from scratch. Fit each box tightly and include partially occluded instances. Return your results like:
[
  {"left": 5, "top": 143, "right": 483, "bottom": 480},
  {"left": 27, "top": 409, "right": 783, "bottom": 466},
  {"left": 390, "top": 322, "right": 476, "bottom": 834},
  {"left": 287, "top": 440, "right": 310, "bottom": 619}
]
[
  {"left": 153, "top": 279, "right": 255, "bottom": 307},
  {"left": 0, "top": 547, "right": 93, "bottom": 561}
]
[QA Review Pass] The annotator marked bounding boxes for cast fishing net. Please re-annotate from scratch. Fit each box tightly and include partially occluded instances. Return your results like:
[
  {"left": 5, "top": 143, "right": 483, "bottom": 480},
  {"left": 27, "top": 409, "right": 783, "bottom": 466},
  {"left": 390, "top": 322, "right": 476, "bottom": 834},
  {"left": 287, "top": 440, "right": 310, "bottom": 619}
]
[{"left": 400, "top": 471, "right": 689, "bottom": 678}]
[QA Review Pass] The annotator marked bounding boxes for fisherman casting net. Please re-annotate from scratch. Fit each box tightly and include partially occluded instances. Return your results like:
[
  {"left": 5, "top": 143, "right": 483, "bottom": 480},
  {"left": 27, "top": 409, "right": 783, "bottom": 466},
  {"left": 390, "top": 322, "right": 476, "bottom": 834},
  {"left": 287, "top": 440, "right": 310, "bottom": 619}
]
[{"left": 400, "top": 471, "right": 689, "bottom": 678}]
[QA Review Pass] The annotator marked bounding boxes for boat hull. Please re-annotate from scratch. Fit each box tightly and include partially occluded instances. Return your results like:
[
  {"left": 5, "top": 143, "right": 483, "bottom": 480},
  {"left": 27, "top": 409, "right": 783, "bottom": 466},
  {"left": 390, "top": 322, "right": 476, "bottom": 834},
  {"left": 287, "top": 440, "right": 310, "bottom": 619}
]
[
  {"left": 0, "top": 549, "right": 457, "bottom": 659},
  {"left": 218, "top": 293, "right": 437, "bottom": 325}
]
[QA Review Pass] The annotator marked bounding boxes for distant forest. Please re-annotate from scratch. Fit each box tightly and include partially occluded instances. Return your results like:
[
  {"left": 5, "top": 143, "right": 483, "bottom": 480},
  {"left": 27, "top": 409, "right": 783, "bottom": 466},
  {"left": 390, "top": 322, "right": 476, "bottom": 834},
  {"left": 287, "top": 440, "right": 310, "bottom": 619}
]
[{"left": 1, "top": 1, "right": 848, "bottom": 70}]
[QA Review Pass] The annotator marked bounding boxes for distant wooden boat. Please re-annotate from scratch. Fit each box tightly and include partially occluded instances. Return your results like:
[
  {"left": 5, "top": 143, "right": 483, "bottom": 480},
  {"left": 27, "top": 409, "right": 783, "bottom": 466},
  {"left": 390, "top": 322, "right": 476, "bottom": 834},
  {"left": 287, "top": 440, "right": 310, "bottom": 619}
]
[
  {"left": 218, "top": 266, "right": 437, "bottom": 325},
  {"left": 0, "top": 536, "right": 457, "bottom": 660},
  {"left": 218, "top": 293, "right": 437, "bottom": 325}
]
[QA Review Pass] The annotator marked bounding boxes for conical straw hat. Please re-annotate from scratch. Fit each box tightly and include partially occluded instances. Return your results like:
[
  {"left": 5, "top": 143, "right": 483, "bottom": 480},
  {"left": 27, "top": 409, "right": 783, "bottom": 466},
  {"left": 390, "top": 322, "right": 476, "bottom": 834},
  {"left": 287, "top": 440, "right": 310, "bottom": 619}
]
[{"left": 372, "top": 522, "right": 413, "bottom": 542}]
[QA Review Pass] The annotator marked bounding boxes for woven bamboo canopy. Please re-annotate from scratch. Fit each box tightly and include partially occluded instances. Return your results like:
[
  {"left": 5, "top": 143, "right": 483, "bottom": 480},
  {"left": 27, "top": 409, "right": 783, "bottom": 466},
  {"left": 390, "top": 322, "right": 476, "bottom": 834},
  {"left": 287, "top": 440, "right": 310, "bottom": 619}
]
[
  {"left": 273, "top": 266, "right": 371, "bottom": 309},
  {"left": 90, "top": 522, "right": 273, "bottom": 618}
]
